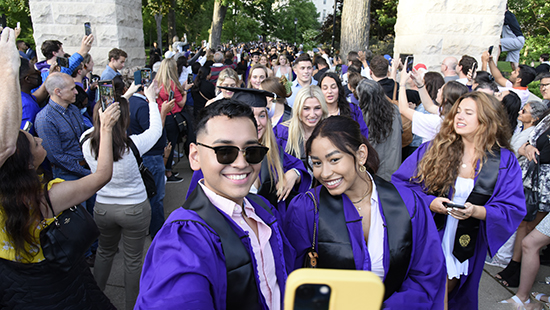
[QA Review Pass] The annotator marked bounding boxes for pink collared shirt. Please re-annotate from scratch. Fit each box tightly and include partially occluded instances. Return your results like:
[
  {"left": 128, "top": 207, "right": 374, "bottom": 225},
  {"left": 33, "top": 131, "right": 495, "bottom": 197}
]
[{"left": 199, "top": 182, "right": 281, "bottom": 310}]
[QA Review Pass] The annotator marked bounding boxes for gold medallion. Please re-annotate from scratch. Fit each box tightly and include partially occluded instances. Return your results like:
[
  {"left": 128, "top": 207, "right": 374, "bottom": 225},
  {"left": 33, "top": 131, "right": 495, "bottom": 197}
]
[{"left": 459, "top": 234, "right": 471, "bottom": 247}]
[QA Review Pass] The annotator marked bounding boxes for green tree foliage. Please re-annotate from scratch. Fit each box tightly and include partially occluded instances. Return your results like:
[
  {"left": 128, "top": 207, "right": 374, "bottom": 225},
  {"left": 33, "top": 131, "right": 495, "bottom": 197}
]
[
  {"left": 1, "top": 0, "right": 35, "bottom": 47},
  {"left": 508, "top": 0, "right": 550, "bottom": 64}
]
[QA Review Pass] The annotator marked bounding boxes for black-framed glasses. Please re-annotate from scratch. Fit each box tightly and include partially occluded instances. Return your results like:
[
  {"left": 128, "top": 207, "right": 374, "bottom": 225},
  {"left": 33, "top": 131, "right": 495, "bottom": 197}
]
[
  {"left": 196, "top": 142, "right": 269, "bottom": 165},
  {"left": 540, "top": 83, "right": 550, "bottom": 89}
]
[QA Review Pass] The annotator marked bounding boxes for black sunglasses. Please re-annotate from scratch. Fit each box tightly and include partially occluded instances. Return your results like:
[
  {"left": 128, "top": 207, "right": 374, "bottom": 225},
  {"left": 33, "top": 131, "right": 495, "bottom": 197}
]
[{"left": 197, "top": 142, "right": 269, "bottom": 165}]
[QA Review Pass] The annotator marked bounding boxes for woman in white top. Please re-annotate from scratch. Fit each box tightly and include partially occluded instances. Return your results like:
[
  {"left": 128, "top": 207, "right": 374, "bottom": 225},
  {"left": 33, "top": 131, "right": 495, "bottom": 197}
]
[
  {"left": 398, "top": 71, "right": 468, "bottom": 143},
  {"left": 81, "top": 83, "right": 164, "bottom": 310},
  {"left": 273, "top": 54, "right": 292, "bottom": 81}
]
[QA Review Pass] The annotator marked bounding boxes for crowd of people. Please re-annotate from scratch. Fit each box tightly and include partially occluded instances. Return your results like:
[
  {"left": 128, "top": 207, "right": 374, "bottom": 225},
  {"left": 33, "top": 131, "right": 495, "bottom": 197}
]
[{"left": 1, "top": 5, "right": 550, "bottom": 309}]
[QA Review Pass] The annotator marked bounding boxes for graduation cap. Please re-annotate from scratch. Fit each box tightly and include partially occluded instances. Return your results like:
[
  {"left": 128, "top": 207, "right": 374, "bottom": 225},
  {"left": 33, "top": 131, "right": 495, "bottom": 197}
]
[
  {"left": 218, "top": 87, "right": 274, "bottom": 108},
  {"left": 251, "top": 51, "right": 261, "bottom": 57}
]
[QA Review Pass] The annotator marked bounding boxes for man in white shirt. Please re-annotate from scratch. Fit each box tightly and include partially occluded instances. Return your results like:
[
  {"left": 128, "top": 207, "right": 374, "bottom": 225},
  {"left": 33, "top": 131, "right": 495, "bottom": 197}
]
[{"left": 287, "top": 53, "right": 317, "bottom": 108}]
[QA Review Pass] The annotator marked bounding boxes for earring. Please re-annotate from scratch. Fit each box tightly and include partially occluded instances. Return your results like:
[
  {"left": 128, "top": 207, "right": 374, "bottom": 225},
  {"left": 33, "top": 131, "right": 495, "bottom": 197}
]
[{"left": 359, "top": 165, "right": 366, "bottom": 173}]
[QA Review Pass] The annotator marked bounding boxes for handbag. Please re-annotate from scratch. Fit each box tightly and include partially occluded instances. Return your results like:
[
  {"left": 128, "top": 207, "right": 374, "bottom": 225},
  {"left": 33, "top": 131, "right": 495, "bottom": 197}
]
[
  {"left": 524, "top": 154, "right": 540, "bottom": 222},
  {"left": 303, "top": 191, "right": 319, "bottom": 268},
  {"left": 172, "top": 111, "right": 187, "bottom": 136},
  {"left": 40, "top": 185, "right": 100, "bottom": 272},
  {"left": 128, "top": 139, "right": 157, "bottom": 198}
]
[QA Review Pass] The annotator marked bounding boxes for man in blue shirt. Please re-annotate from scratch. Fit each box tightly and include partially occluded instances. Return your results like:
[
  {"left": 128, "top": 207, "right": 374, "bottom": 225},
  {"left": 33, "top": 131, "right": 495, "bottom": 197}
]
[
  {"left": 19, "top": 58, "right": 49, "bottom": 135},
  {"left": 287, "top": 53, "right": 317, "bottom": 108},
  {"left": 101, "top": 48, "right": 127, "bottom": 80},
  {"left": 129, "top": 88, "right": 174, "bottom": 238}
]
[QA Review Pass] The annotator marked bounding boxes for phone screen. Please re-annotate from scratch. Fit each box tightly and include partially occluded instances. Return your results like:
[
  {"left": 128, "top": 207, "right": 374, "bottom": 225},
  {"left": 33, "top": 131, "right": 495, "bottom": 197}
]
[
  {"left": 187, "top": 73, "right": 194, "bottom": 84},
  {"left": 405, "top": 56, "right": 414, "bottom": 73},
  {"left": 168, "top": 90, "right": 175, "bottom": 101},
  {"left": 488, "top": 46, "right": 494, "bottom": 55},
  {"left": 57, "top": 56, "right": 69, "bottom": 68},
  {"left": 84, "top": 22, "right": 92, "bottom": 36},
  {"left": 293, "top": 284, "right": 331, "bottom": 310},
  {"left": 98, "top": 80, "right": 115, "bottom": 111},
  {"left": 399, "top": 53, "right": 412, "bottom": 67},
  {"left": 141, "top": 69, "right": 151, "bottom": 87}
]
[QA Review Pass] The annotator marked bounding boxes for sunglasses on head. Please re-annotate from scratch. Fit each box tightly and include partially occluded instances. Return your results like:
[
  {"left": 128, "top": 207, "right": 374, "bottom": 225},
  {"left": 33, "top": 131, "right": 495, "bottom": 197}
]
[{"left": 197, "top": 142, "right": 269, "bottom": 165}]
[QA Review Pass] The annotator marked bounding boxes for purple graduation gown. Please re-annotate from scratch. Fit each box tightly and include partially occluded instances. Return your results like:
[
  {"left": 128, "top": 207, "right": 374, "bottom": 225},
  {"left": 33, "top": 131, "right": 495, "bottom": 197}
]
[
  {"left": 391, "top": 143, "right": 526, "bottom": 310},
  {"left": 135, "top": 192, "right": 293, "bottom": 310},
  {"left": 283, "top": 184, "right": 446, "bottom": 309}
]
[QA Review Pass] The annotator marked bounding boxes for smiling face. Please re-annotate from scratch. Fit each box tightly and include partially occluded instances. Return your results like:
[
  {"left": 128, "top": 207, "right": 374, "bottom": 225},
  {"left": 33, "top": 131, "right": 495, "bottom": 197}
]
[
  {"left": 219, "top": 77, "right": 237, "bottom": 98},
  {"left": 190, "top": 115, "right": 261, "bottom": 205},
  {"left": 310, "top": 136, "right": 366, "bottom": 197},
  {"left": 259, "top": 56, "right": 268, "bottom": 66},
  {"left": 300, "top": 97, "right": 323, "bottom": 130},
  {"left": 321, "top": 77, "right": 338, "bottom": 106},
  {"left": 454, "top": 97, "right": 480, "bottom": 139},
  {"left": 278, "top": 55, "right": 287, "bottom": 66},
  {"left": 294, "top": 60, "right": 313, "bottom": 84},
  {"left": 252, "top": 107, "right": 268, "bottom": 140},
  {"left": 250, "top": 68, "right": 266, "bottom": 89}
]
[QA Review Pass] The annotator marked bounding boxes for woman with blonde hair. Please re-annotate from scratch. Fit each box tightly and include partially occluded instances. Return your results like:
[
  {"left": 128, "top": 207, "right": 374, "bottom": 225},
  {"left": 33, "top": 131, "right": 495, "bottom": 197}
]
[
  {"left": 274, "top": 85, "right": 328, "bottom": 165},
  {"left": 247, "top": 64, "right": 268, "bottom": 89},
  {"left": 154, "top": 58, "right": 191, "bottom": 182},
  {"left": 273, "top": 54, "right": 292, "bottom": 81},
  {"left": 260, "top": 77, "right": 292, "bottom": 126},
  {"left": 186, "top": 89, "right": 311, "bottom": 216},
  {"left": 393, "top": 92, "right": 526, "bottom": 309},
  {"left": 259, "top": 54, "right": 274, "bottom": 77}
]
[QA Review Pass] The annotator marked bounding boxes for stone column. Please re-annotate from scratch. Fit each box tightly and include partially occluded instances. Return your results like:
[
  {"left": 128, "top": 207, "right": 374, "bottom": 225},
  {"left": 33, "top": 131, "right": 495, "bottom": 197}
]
[
  {"left": 29, "top": 0, "right": 146, "bottom": 73},
  {"left": 393, "top": 0, "right": 505, "bottom": 71}
]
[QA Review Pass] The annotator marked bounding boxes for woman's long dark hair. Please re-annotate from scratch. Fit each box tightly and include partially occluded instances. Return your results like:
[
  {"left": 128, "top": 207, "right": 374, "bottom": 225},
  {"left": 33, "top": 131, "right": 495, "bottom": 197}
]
[
  {"left": 318, "top": 72, "right": 351, "bottom": 117},
  {"left": 306, "top": 116, "right": 380, "bottom": 176},
  {"left": 88, "top": 96, "right": 129, "bottom": 161},
  {"left": 440, "top": 81, "right": 469, "bottom": 116},
  {"left": 191, "top": 66, "right": 211, "bottom": 92},
  {"left": 424, "top": 72, "right": 445, "bottom": 101},
  {"left": 0, "top": 131, "right": 43, "bottom": 262},
  {"left": 355, "top": 79, "right": 395, "bottom": 144},
  {"left": 501, "top": 91, "right": 521, "bottom": 135}
]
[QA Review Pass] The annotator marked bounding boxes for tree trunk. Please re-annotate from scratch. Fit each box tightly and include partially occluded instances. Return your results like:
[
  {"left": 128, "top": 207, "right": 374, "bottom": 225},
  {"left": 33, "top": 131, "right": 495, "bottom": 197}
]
[
  {"left": 155, "top": 13, "right": 163, "bottom": 53},
  {"left": 168, "top": 0, "right": 177, "bottom": 41},
  {"left": 209, "top": 0, "right": 228, "bottom": 49},
  {"left": 340, "top": 0, "right": 370, "bottom": 63}
]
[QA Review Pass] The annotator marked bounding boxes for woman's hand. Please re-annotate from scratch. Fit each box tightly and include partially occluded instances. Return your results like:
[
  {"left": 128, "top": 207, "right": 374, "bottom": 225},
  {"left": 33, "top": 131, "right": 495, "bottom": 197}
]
[
  {"left": 99, "top": 102, "right": 120, "bottom": 130},
  {"left": 161, "top": 99, "right": 176, "bottom": 116},
  {"left": 277, "top": 169, "right": 301, "bottom": 202},
  {"left": 144, "top": 80, "right": 159, "bottom": 102},
  {"left": 448, "top": 202, "right": 482, "bottom": 220},
  {"left": 429, "top": 197, "right": 451, "bottom": 214},
  {"left": 524, "top": 144, "right": 540, "bottom": 163}
]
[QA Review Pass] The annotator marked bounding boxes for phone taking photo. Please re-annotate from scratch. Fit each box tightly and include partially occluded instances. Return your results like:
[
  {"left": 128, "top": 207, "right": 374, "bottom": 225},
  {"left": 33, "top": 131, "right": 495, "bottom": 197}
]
[
  {"left": 443, "top": 202, "right": 466, "bottom": 209},
  {"left": 57, "top": 56, "right": 69, "bottom": 68},
  {"left": 187, "top": 73, "right": 194, "bottom": 84},
  {"left": 134, "top": 68, "right": 152, "bottom": 88},
  {"left": 84, "top": 22, "right": 92, "bottom": 36},
  {"left": 98, "top": 80, "right": 115, "bottom": 111},
  {"left": 488, "top": 45, "right": 494, "bottom": 55},
  {"left": 168, "top": 90, "right": 175, "bottom": 101},
  {"left": 405, "top": 56, "right": 414, "bottom": 73}
]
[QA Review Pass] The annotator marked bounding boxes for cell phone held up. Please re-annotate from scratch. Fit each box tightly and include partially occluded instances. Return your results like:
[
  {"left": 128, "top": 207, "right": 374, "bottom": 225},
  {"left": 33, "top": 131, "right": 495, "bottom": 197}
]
[
  {"left": 488, "top": 45, "right": 494, "bottom": 55},
  {"left": 98, "top": 80, "right": 115, "bottom": 112},
  {"left": 405, "top": 55, "right": 414, "bottom": 73},
  {"left": 133, "top": 68, "right": 152, "bottom": 88},
  {"left": 84, "top": 22, "right": 92, "bottom": 36},
  {"left": 187, "top": 73, "right": 194, "bottom": 84},
  {"left": 168, "top": 90, "right": 175, "bottom": 101},
  {"left": 443, "top": 202, "right": 466, "bottom": 209}
]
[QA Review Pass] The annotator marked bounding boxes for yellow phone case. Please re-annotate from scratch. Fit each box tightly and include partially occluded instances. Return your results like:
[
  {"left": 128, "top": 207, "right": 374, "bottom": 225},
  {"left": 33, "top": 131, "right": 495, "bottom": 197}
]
[{"left": 284, "top": 269, "right": 385, "bottom": 310}]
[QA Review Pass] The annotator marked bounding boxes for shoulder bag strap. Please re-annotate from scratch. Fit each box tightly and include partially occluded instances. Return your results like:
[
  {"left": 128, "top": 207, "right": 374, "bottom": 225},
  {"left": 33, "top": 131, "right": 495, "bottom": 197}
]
[{"left": 127, "top": 138, "right": 143, "bottom": 167}]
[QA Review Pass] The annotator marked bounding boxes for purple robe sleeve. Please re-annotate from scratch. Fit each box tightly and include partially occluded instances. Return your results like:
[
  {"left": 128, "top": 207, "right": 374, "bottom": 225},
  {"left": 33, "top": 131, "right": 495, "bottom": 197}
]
[
  {"left": 283, "top": 192, "right": 316, "bottom": 270},
  {"left": 349, "top": 102, "right": 369, "bottom": 139},
  {"left": 282, "top": 151, "right": 311, "bottom": 193},
  {"left": 384, "top": 187, "right": 446, "bottom": 309},
  {"left": 135, "top": 214, "right": 227, "bottom": 309},
  {"left": 391, "top": 143, "right": 438, "bottom": 209},
  {"left": 484, "top": 149, "right": 526, "bottom": 256}
]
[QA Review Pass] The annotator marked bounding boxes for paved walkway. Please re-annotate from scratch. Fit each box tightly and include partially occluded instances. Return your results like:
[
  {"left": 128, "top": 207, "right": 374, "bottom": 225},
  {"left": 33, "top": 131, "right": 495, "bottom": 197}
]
[{"left": 98, "top": 156, "right": 550, "bottom": 309}]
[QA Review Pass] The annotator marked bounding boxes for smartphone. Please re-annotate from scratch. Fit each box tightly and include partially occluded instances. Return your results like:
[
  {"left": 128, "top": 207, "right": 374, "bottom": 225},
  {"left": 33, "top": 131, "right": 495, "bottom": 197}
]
[
  {"left": 405, "top": 56, "right": 414, "bottom": 73},
  {"left": 471, "top": 62, "right": 478, "bottom": 79},
  {"left": 133, "top": 69, "right": 152, "bottom": 87},
  {"left": 443, "top": 202, "right": 466, "bottom": 209},
  {"left": 98, "top": 80, "right": 115, "bottom": 111},
  {"left": 187, "top": 73, "right": 194, "bottom": 84},
  {"left": 84, "top": 22, "right": 92, "bottom": 36},
  {"left": 488, "top": 46, "right": 494, "bottom": 55},
  {"left": 57, "top": 56, "right": 69, "bottom": 68},
  {"left": 284, "top": 269, "right": 384, "bottom": 310},
  {"left": 17, "top": 22, "right": 20, "bottom": 29},
  {"left": 399, "top": 53, "right": 412, "bottom": 66},
  {"left": 168, "top": 90, "right": 175, "bottom": 101}
]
